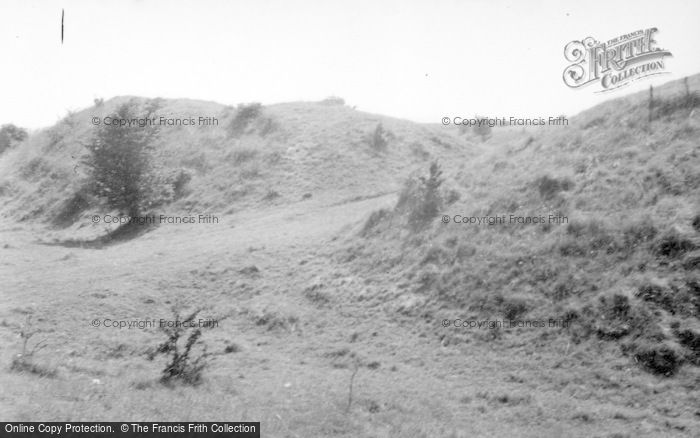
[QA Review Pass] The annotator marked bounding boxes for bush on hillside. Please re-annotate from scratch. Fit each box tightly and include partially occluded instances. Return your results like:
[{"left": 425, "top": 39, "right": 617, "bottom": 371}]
[
  {"left": 0, "top": 124, "right": 28, "bottom": 154},
  {"left": 368, "top": 123, "right": 390, "bottom": 151},
  {"left": 83, "top": 100, "right": 162, "bottom": 217},
  {"left": 396, "top": 161, "right": 444, "bottom": 229},
  {"left": 228, "top": 103, "right": 262, "bottom": 137},
  {"left": 147, "top": 308, "right": 215, "bottom": 386}
]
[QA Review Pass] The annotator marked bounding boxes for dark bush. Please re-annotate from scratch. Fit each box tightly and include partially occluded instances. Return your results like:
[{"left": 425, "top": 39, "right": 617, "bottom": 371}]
[
  {"left": 396, "top": 161, "right": 444, "bottom": 229},
  {"left": 502, "top": 298, "right": 529, "bottom": 320},
  {"left": 635, "top": 284, "right": 674, "bottom": 313},
  {"left": 633, "top": 343, "right": 682, "bottom": 376},
  {"left": 83, "top": 100, "right": 160, "bottom": 217},
  {"left": 654, "top": 231, "right": 695, "bottom": 258},
  {"left": 147, "top": 308, "right": 216, "bottom": 386}
]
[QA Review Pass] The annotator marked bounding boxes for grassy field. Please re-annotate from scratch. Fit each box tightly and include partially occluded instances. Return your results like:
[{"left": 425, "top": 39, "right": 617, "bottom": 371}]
[{"left": 0, "top": 76, "right": 699, "bottom": 437}]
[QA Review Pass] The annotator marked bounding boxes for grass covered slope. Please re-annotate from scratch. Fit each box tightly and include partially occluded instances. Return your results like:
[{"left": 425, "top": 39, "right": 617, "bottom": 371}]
[
  {"left": 0, "top": 96, "right": 479, "bottom": 233},
  {"left": 344, "top": 74, "right": 700, "bottom": 377}
]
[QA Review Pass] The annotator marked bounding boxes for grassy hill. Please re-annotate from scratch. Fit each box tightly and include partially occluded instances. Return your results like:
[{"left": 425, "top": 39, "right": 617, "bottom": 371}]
[
  {"left": 0, "top": 96, "right": 479, "bottom": 236},
  {"left": 342, "top": 74, "right": 700, "bottom": 376},
  {"left": 1, "top": 76, "right": 699, "bottom": 436}
]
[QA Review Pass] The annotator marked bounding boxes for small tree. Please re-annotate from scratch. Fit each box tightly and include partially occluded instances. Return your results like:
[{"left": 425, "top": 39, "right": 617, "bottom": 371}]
[
  {"left": 396, "top": 161, "right": 444, "bottom": 229},
  {"left": 83, "top": 101, "right": 160, "bottom": 218}
]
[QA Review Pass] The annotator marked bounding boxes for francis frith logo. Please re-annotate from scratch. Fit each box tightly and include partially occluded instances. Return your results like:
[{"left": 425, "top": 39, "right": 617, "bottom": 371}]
[{"left": 563, "top": 28, "right": 672, "bottom": 92}]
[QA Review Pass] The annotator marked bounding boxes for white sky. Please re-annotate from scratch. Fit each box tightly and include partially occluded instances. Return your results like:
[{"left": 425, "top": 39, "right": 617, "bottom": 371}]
[{"left": 2, "top": 0, "right": 699, "bottom": 129}]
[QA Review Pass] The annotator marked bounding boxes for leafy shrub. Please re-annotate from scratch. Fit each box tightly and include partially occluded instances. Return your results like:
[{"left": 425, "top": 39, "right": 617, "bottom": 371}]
[
  {"left": 147, "top": 308, "right": 216, "bottom": 386},
  {"left": 83, "top": 100, "right": 161, "bottom": 217},
  {"left": 396, "top": 161, "right": 444, "bottom": 229}
]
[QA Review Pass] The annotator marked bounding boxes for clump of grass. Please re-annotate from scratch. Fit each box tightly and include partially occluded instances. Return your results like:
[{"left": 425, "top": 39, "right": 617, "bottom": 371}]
[
  {"left": 227, "top": 147, "right": 258, "bottom": 165},
  {"left": 534, "top": 175, "right": 573, "bottom": 200},
  {"left": 248, "top": 308, "right": 299, "bottom": 332},
  {"left": 303, "top": 283, "right": 331, "bottom": 306},
  {"left": 262, "top": 189, "right": 280, "bottom": 201}
]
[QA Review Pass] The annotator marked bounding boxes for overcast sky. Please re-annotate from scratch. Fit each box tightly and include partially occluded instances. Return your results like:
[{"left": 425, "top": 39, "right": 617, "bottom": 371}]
[{"left": 2, "top": 0, "right": 699, "bottom": 129}]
